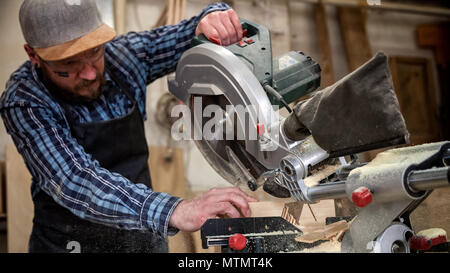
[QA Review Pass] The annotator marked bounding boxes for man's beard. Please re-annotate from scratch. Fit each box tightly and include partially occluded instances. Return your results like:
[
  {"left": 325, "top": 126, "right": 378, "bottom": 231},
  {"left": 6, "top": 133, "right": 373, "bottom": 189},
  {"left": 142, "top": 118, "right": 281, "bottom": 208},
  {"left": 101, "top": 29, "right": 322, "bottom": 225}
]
[
  {"left": 41, "top": 70, "right": 106, "bottom": 104},
  {"left": 70, "top": 74, "right": 106, "bottom": 103}
]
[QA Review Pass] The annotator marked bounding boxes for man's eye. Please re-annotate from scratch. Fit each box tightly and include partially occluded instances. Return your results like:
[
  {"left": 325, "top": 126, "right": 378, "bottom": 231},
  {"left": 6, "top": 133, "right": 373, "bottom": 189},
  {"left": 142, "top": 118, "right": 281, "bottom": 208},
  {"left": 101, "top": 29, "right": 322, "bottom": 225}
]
[{"left": 64, "top": 60, "right": 75, "bottom": 66}]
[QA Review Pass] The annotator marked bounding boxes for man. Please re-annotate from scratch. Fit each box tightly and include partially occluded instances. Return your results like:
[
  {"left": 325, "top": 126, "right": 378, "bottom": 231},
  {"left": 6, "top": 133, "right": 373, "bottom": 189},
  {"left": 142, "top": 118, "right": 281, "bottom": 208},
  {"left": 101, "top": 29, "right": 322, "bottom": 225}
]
[{"left": 0, "top": 0, "right": 257, "bottom": 253}]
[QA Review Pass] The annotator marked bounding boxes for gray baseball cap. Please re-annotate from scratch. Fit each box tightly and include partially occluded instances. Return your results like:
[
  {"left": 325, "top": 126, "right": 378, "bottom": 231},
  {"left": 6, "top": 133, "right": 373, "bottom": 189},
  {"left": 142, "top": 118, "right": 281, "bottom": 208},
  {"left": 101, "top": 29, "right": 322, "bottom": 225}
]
[{"left": 19, "top": 0, "right": 116, "bottom": 61}]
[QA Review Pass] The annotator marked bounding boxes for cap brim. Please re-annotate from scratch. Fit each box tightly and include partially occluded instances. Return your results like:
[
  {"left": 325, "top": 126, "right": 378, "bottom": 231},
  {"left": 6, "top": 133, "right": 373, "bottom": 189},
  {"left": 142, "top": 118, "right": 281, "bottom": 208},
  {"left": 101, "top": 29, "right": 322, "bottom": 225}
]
[{"left": 35, "top": 24, "right": 117, "bottom": 61}]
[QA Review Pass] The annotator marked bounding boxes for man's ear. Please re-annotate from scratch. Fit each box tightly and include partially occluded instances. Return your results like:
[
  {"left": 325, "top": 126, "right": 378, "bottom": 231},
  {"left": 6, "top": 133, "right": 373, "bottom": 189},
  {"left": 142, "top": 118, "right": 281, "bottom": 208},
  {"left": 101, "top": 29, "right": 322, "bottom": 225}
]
[{"left": 24, "top": 44, "right": 42, "bottom": 68}]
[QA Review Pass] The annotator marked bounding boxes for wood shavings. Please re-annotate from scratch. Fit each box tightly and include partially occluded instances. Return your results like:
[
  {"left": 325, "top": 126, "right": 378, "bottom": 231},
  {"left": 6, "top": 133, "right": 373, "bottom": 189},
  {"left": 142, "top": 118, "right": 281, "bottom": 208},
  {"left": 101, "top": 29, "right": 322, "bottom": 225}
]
[{"left": 295, "top": 220, "right": 349, "bottom": 244}]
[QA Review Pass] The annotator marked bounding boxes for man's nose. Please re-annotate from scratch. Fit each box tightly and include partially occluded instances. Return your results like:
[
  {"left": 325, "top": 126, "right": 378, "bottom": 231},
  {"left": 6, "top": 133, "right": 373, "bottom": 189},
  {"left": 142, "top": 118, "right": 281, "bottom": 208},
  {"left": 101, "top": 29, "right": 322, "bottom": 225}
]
[{"left": 78, "top": 63, "right": 97, "bottom": 80}]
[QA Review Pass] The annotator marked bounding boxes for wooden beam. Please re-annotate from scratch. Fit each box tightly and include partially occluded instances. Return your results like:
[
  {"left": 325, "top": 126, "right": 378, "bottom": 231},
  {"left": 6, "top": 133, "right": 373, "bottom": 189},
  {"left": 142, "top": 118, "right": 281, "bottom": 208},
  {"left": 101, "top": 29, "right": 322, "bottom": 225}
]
[
  {"left": 314, "top": 1, "right": 334, "bottom": 87},
  {"left": 338, "top": 6, "right": 372, "bottom": 72}
]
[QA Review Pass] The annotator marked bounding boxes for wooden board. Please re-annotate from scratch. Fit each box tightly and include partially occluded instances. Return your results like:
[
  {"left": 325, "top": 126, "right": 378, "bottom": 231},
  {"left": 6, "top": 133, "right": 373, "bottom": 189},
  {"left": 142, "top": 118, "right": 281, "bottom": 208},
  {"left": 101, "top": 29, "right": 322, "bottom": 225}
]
[
  {"left": 338, "top": 6, "right": 372, "bottom": 72},
  {"left": 390, "top": 57, "right": 440, "bottom": 146},
  {"left": 314, "top": 2, "right": 334, "bottom": 88},
  {"left": 5, "top": 144, "right": 33, "bottom": 253},
  {"left": 248, "top": 201, "right": 286, "bottom": 218}
]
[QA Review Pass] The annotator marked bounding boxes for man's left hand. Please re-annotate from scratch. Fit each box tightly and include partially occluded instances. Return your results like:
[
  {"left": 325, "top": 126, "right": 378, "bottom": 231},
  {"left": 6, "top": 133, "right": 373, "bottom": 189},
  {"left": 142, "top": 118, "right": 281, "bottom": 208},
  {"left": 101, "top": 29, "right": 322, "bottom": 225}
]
[{"left": 195, "top": 9, "right": 243, "bottom": 46}]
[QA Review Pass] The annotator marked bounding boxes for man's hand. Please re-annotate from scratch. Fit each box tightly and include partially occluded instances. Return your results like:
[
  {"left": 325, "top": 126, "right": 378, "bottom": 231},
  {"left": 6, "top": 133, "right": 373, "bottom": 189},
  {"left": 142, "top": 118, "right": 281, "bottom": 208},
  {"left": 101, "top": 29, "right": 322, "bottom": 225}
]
[
  {"left": 169, "top": 187, "right": 258, "bottom": 232},
  {"left": 195, "top": 9, "right": 243, "bottom": 46}
]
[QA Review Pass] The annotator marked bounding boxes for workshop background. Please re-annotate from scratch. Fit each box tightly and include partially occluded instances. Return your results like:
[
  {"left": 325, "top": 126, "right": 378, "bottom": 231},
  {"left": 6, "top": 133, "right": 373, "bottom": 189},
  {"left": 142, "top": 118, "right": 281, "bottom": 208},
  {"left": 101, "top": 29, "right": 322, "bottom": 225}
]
[{"left": 0, "top": 0, "right": 449, "bottom": 253}]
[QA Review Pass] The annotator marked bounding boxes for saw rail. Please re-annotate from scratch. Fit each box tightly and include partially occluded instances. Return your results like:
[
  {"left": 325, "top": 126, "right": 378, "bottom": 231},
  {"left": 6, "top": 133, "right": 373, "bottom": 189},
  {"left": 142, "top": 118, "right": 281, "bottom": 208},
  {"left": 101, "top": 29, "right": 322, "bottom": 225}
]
[{"left": 301, "top": 166, "right": 450, "bottom": 204}]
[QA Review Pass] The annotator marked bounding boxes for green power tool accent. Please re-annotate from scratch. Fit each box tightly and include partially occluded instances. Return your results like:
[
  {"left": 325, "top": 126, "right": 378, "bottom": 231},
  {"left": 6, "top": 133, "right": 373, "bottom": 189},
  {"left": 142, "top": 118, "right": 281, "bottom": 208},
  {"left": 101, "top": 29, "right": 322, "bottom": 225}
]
[{"left": 191, "top": 19, "right": 322, "bottom": 109}]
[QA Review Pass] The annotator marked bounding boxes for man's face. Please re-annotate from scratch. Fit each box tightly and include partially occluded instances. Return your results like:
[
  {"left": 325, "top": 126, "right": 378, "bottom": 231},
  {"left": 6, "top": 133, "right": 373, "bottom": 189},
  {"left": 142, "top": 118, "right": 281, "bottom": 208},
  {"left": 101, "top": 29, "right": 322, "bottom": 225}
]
[{"left": 38, "top": 45, "right": 106, "bottom": 103}]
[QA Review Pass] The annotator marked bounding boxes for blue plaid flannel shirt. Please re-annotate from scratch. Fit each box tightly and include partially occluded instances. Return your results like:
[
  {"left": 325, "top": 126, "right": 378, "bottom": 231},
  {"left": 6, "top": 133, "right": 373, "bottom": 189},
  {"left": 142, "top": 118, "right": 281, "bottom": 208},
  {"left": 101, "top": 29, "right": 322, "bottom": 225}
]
[{"left": 0, "top": 2, "right": 231, "bottom": 238}]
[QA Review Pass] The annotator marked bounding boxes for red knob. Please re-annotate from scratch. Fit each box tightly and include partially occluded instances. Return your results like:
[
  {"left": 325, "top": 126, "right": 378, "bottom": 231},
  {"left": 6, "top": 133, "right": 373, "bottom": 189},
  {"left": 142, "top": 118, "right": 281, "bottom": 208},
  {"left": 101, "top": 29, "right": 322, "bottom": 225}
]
[
  {"left": 257, "top": 123, "right": 265, "bottom": 135},
  {"left": 352, "top": 187, "right": 373, "bottom": 208},
  {"left": 228, "top": 233, "right": 247, "bottom": 251}
]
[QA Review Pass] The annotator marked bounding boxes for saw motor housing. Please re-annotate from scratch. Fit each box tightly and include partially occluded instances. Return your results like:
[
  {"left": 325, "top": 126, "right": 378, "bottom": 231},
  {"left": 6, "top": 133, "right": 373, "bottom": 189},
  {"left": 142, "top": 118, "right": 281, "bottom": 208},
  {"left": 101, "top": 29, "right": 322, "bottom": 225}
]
[{"left": 190, "top": 19, "right": 321, "bottom": 108}]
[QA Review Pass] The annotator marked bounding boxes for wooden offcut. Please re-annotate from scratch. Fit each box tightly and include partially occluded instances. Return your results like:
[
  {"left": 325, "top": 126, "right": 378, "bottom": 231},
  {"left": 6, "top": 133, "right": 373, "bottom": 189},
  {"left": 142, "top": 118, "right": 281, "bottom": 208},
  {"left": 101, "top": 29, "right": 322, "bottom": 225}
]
[
  {"left": 295, "top": 220, "right": 349, "bottom": 244},
  {"left": 281, "top": 202, "right": 303, "bottom": 226}
]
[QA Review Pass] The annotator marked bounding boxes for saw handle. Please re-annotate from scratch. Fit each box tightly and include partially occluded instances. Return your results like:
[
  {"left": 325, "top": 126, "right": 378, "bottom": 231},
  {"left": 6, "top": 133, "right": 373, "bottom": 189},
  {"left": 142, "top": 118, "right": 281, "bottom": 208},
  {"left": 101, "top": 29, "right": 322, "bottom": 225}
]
[{"left": 192, "top": 19, "right": 260, "bottom": 47}]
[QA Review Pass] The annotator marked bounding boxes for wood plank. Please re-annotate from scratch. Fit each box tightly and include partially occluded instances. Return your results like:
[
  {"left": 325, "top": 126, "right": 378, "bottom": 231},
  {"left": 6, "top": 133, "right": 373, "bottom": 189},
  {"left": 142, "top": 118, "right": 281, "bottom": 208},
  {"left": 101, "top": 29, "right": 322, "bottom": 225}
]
[
  {"left": 299, "top": 199, "right": 335, "bottom": 227},
  {"left": 314, "top": 2, "right": 334, "bottom": 87},
  {"left": 6, "top": 144, "right": 33, "bottom": 253},
  {"left": 389, "top": 57, "right": 440, "bottom": 146},
  {"left": 338, "top": 6, "right": 372, "bottom": 72},
  {"left": 248, "top": 201, "right": 285, "bottom": 218}
]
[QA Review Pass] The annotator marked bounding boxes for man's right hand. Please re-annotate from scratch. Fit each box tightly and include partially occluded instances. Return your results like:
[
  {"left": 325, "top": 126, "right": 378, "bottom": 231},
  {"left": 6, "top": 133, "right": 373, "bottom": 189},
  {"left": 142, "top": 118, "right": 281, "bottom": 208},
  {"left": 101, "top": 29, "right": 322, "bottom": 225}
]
[{"left": 169, "top": 187, "right": 258, "bottom": 232}]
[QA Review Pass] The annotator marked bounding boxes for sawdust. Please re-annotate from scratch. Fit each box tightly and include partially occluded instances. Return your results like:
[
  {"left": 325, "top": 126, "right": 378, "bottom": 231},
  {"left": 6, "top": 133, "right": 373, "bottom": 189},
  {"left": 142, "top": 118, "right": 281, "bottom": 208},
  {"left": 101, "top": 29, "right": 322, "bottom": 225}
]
[
  {"left": 349, "top": 142, "right": 445, "bottom": 183},
  {"left": 286, "top": 241, "right": 342, "bottom": 253},
  {"left": 416, "top": 228, "right": 447, "bottom": 239},
  {"left": 209, "top": 230, "right": 301, "bottom": 239}
]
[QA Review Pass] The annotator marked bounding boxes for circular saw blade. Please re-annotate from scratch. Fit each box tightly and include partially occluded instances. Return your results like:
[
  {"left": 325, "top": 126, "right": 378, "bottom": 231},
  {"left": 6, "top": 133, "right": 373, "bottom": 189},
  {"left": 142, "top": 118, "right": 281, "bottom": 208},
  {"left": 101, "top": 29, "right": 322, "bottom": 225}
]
[{"left": 190, "top": 94, "right": 268, "bottom": 189}]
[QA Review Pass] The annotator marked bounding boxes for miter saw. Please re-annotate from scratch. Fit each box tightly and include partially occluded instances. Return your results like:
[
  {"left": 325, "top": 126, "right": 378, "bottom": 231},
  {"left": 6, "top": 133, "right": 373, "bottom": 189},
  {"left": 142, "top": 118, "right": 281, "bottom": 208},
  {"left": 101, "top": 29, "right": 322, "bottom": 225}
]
[{"left": 168, "top": 20, "right": 450, "bottom": 253}]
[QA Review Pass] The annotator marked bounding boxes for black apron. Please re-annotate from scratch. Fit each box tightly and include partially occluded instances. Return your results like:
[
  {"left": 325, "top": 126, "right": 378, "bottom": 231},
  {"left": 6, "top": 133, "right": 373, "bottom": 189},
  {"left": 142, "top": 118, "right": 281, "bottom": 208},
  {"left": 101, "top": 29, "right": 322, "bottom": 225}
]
[{"left": 29, "top": 69, "right": 168, "bottom": 253}]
